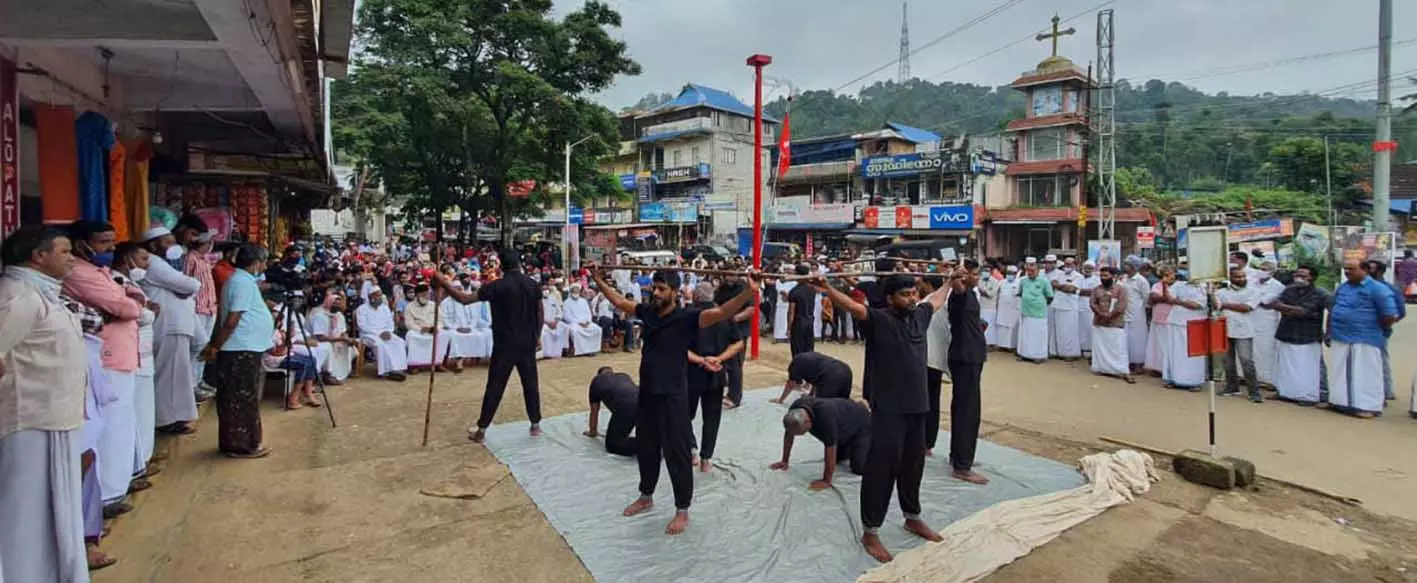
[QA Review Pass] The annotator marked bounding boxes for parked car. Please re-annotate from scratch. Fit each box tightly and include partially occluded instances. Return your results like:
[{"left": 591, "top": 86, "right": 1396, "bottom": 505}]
[
  {"left": 685, "top": 244, "right": 734, "bottom": 263},
  {"left": 618, "top": 249, "right": 678, "bottom": 266},
  {"left": 760, "top": 242, "right": 801, "bottom": 263},
  {"left": 875, "top": 239, "right": 960, "bottom": 262}
]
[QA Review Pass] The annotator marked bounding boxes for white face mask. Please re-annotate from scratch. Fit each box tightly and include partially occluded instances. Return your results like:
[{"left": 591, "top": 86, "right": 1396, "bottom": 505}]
[
  {"left": 128, "top": 268, "right": 147, "bottom": 282},
  {"left": 165, "top": 245, "right": 184, "bottom": 261}
]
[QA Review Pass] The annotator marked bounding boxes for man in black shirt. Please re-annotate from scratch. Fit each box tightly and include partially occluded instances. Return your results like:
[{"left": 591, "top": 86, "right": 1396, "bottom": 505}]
[
  {"left": 812, "top": 272, "right": 950, "bottom": 563},
  {"left": 585, "top": 367, "right": 639, "bottom": 457},
  {"left": 770, "top": 352, "right": 853, "bottom": 403},
  {"left": 853, "top": 257, "right": 898, "bottom": 405},
  {"left": 946, "top": 259, "right": 989, "bottom": 485},
  {"left": 787, "top": 264, "right": 817, "bottom": 356},
  {"left": 769, "top": 397, "right": 872, "bottom": 488},
  {"left": 713, "top": 278, "right": 755, "bottom": 409},
  {"left": 433, "top": 251, "right": 544, "bottom": 443},
  {"left": 1267, "top": 265, "right": 1331, "bottom": 405},
  {"left": 685, "top": 283, "right": 745, "bottom": 471},
  {"left": 590, "top": 263, "right": 760, "bottom": 536}
]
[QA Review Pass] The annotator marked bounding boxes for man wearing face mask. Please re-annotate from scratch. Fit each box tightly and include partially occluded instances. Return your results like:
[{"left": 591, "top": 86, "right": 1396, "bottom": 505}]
[
  {"left": 63, "top": 221, "right": 148, "bottom": 508},
  {"left": 1268, "top": 265, "right": 1329, "bottom": 405},
  {"left": 1089, "top": 266, "right": 1133, "bottom": 383},
  {"left": 1076, "top": 261, "right": 1101, "bottom": 355},
  {"left": 539, "top": 282, "right": 569, "bottom": 359},
  {"left": 994, "top": 265, "right": 1022, "bottom": 350},
  {"left": 403, "top": 284, "right": 449, "bottom": 373},
  {"left": 1250, "top": 260, "right": 1286, "bottom": 389},
  {"left": 183, "top": 231, "right": 219, "bottom": 402},
  {"left": 1049, "top": 256, "right": 1083, "bottom": 360},
  {"left": 138, "top": 226, "right": 202, "bottom": 435}
]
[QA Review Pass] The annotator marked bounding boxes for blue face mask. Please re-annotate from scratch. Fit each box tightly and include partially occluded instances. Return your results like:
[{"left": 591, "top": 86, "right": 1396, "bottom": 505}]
[{"left": 91, "top": 251, "right": 115, "bottom": 267}]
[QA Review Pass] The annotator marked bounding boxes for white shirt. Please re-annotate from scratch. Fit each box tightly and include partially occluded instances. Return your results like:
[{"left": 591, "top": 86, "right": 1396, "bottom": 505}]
[
  {"left": 977, "top": 277, "right": 1001, "bottom": 311},
  {"left": 1167, "top": 282, "right": 1206, "bottom": 324},
  {"left": 1123, "top": 273, "right": 1150, "bottom": 323},
  {"left": 1050, "top": 269, "right": 1083, "bottom": 311},
  {"left": 355, "top": 303, "right": 396, "bottom": 336},
  {"left": 1216, "top": 285, "right": 1261, "bottom": 339},
  {"left": 564, "top": 297, "right": 593, "bottom": 325}
]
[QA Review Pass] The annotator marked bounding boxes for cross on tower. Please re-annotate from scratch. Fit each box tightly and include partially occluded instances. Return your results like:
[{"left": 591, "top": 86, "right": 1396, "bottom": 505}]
[{"left": 1035, "top": 14, "right": 1076, "bottom": 57}]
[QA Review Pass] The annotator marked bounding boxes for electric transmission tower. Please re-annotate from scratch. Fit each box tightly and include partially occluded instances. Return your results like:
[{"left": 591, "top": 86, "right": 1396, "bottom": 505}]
[
  {"left": 898, "top": 1, "right": 911, "bottom": 83},
  {"left": 1096, "top": 9, "right": 1116, "bottom": 240}
]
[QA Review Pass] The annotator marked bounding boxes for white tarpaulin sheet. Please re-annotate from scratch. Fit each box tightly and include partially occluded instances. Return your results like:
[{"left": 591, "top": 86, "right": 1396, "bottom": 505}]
[{"left": 484, "top": 389, "right": 1087, "bottom": 583}]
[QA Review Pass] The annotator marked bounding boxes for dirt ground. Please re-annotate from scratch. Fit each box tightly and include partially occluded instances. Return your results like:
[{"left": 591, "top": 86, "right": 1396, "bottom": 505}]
[{"left": 95, "top": 319, "right": 1417, "bottom": 583}]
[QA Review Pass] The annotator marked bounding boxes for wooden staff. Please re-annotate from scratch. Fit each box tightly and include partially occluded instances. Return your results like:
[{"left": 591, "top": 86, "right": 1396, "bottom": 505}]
[
  {"left": 596, "top": 264, "right": 789, "bottom": 279},
  {"left": 784, "top": 271, "right": 948, "bottom": 281},
  {"left": 841, "top": 256, "right": 959, "bottom": 267},
  {"left": 421, "top": 246, "right": 443, "bottom": 448}
]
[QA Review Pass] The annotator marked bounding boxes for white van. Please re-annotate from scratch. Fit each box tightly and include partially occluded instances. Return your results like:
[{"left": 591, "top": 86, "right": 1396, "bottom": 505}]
[{"left": 619, "top": 250, "right": 679, "bottom": 266}]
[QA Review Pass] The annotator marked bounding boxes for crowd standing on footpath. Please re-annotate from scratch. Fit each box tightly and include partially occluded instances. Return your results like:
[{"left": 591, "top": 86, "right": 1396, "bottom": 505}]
[{"left": 1, "top": 220, "right": 1412, "bottom": 576}]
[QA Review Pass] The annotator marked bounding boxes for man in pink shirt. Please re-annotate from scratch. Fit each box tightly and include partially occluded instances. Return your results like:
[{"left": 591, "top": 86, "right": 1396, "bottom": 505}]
[
  {"left": 184, "top": 232, "right": 219, "bottom": 401},
  {"left": 63, "top": 221, "right": 147, "bottom": 513}
]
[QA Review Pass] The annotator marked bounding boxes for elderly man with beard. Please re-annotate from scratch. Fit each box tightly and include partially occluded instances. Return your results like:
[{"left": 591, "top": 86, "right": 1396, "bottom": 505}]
[
  {"left": 402, "top": 284, "right": 449, "bottom": 373},
  {"left": 589, "top": 264, "right": 761, "bottom": 536}
]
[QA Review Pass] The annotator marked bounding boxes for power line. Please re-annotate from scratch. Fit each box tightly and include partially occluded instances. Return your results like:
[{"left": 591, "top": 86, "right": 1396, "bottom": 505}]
[
  {"left": 1144, "top": 38, "right": 1417, "bottom": 83},
  {"left": 833, "top": 0, "right": 1031, "bottom": 93},
  {"left": 922, "top": 0, "right": 1118, "bottom": 82}
]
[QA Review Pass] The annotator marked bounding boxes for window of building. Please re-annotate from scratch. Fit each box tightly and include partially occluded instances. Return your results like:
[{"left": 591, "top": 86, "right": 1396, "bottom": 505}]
[
  {"left": 1018, "top": 175, "right": 1067, "bottom": 207},
  {"left": 672, "top": 149, "right": 682, "bottom": 167},
  {"left": 1026, "top": 128, "right": 1066, "bottom": 161},
  {"left": 722, "top": 148, "right": 737, "bottom": 165},
  {"left": 691, "top": 146, "right": 701, "bottom": 164}
]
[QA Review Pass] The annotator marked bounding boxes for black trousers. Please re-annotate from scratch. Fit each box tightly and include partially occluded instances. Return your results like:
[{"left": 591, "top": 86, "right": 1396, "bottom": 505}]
[
  {"left": 925, "top": 368, "right": 945, "bottom": 450},
  {"left": 686, "top": 372, "right": 725, "bottom": 459},
  {"left": 789, "top": 322, "right": 815, "bottom": 357},
  {"left": 637, "top": 391, "right": 694, "bottom": 510},
  {"left": 947, "top": 360, "right": 984, "bottom": 472},
  {"left": 605, "top": 405, "right": 637, "bottom": 457},
  {"left": 860, "top": 412, "right": 927, "bottom": 529},
  {"left": 476, "top": 350, "right": 542, "bottom": 429},
  {"left": 839, "top": 434, "right": 871, "bottom": 476},
  {"left": 725, "top": 356, "right": 744, "bottom": 406},
  {"left": 816, "top": 377, "right": 852, "bottom": 400}
]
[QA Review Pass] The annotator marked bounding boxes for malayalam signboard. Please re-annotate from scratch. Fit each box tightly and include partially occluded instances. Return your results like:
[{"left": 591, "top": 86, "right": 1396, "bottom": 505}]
[
  {"left": 1136, "top": 226, "right": 1156, "bottom": 249},
  {"left": 638, "top": 201, "right": 698, "bottom": 223},
  {"left": 860, "top": 153, "right": 947, "bottom": 179},
  {"left": 1, "top": 56, "right": 19, "bottom": 241}
]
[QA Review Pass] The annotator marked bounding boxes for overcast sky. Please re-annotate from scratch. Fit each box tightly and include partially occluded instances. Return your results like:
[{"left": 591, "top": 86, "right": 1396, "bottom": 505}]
[{"left": 553, "top": 0, "right": 1417, "bottom": 109}]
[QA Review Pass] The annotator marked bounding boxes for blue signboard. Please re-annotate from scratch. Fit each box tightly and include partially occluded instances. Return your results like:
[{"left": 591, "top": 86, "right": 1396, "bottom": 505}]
[
  {"left": 861, "top": 153, "right": 946, "bottom": 179},
  {"left": 927, "top": 205, "right": 974, "bottom": 230},
  {"left": 636, "top": 175, "right": 653, "bottom": 202},
  {"left": 639, "top": 201, "right": 698, "bottom": 223},
  {"left": 619, "top": 174, "right": 637, "bottom": 190},
  {"left": 568, "top": 206, "right": 584, "bottom": 225}
]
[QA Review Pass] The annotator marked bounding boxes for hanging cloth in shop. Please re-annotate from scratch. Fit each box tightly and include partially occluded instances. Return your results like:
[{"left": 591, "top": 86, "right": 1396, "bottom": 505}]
[
  {"left": 108, "top": 139, "right": 129, "bottom": 240},
  {"left": 35, "top": 105, "right": 81, "bottom": 225},
  {"left": 75, "top": 111, "right": 114, "bottom": 223},
  {"left": 126, "top": 139, "right": 153, "bottom": 235}
]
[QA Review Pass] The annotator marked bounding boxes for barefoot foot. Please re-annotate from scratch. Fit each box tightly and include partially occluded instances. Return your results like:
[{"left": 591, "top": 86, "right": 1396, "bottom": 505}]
[
  {"left": 467, "top": 428, "right": 486, "bottom": 443},
  {"left": 699, "top": 459, "right": 712, "bottom": 473},
  {"left": 951, "top": 469, "right": 990, "bottom": 485},
  {"left": 665, "top": 511, "right": 689, "bottom": 535},
  {"left": 862, "top": 532, "right": 893, "bottom": 563},
  {"left": 623, "top": 497, "right": 654, "bottom": 517},
  {"left": 904, "top": 518, "right": 944, "bottom": 542},
  {"left": 529, "top": 424, "right": 543, "bottom": 437}
]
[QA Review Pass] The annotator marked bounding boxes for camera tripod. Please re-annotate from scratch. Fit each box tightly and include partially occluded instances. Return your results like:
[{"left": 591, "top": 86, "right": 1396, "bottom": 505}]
[{"left": 275, "top": 291, "right": 338, "bottom": 428}]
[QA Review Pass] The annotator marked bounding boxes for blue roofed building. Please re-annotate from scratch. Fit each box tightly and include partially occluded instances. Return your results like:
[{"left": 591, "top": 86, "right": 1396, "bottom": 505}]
[{"left": 621, "top": 83, "right": 779, "bottom": 244}]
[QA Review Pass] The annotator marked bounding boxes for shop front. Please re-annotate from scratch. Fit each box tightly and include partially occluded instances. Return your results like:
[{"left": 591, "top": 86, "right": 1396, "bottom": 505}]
[
  {"left": 853, "top": 203, "right": 979, "bottom": 258},
  {"left": 637, "top": 199, "right": 700, "bottom": 249},
  {"left": 765, "top": 195, "right": 854, "bottom": 258}
]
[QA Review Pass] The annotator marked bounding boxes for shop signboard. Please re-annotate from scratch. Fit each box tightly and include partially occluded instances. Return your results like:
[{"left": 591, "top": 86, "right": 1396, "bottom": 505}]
[
  {"left": 636, "top": 171, "right": 653, "bottom": 201},
  {"left": 768, "top": 196, "right": 854, "bottom": 224},
  {"left": 0, "top": 56, "right": 18, "bottom": 240},
  {"left": 618, "top": 174, "right": 637, "bottom": 190},
  {"left": 655, "top": 163, "right": 712, "bottom": 184},
  {"left": 1136, "top": 226, "right": 1156, "bottom": 249},
  {"left": 1226, "top": 218, "right": 1293, "bottom": 243},
  {"left": 860, "top": 153, "right": 946, "bottom": 179},
  {"left": 639, "top": 201, "right": 698, "bottom": 223},
  {"left": 861, "top": 205, "right": 974, "bottom": 230}
]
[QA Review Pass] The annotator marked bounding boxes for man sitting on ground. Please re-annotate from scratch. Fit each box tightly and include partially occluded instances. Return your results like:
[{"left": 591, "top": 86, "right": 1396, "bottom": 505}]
[
  {"left": 584, "top": 366, "right": 638, "bottom": 457},
  {"left": 770, "top": 351, "right": 854, "bottom": 404},
  {"left": 769, "top": 396, "right": 872, "bottom": 490}
]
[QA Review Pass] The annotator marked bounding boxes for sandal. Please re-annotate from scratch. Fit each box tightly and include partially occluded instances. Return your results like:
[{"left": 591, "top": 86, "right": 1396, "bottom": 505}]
[
  {"left": 158, "top": 423, "right": 196, "bottom": 435},
  {"left": 303, "top": 397, "right": 323, "bottom": 408}
]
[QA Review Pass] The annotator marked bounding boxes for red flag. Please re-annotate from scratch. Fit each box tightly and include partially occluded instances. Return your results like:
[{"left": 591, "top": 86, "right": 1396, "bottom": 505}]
[{"left": 777, "top": 99, "right": 792, "bottom": 178}]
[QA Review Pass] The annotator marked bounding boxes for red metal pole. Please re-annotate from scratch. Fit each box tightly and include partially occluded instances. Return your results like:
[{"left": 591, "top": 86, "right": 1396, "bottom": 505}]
[{"left": 747, "top": 54, "right": 772, "bottom": 360}]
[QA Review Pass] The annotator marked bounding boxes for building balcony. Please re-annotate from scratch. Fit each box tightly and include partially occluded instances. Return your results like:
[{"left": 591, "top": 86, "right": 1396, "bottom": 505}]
[
  {"left": 639, "top": 117, "right": 713, "bottom": 143},
  {"left": 1005, "top": 113, "right": 1089, "bottom": 132},
  {"left": 1004, "top": 159, "right": 1089, "bottom": 176},
  {"left": 984, "top": 206, "right": 1153, "bottom": 224}
]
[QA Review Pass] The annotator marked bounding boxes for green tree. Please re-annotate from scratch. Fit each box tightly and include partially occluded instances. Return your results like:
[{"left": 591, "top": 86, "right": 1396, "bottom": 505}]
[{"left": 335, "top": 0, "right": 640, "bottom": 246}]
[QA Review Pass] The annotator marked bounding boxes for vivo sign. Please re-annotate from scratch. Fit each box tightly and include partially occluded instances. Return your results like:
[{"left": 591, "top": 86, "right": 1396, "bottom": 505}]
[
  {"left": 929, "top": 208, "right": 972, "bottom": 229},
  {"left": 862, "top": 205, "right": 974, "bottom": 230}
]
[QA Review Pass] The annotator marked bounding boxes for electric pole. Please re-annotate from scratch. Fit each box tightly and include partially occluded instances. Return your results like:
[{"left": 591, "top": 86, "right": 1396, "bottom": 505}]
[{"left": 1373, "top": 0, "right": 1394, "bottom": 231}]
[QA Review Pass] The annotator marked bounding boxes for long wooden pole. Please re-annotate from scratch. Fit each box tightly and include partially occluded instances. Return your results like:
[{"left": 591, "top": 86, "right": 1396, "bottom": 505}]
[
  {"left": 421, "top": 239, "right": 443, "bottom": 447},
  {"left": 841, "top": 257, "right": 959, "bottom": 267}
]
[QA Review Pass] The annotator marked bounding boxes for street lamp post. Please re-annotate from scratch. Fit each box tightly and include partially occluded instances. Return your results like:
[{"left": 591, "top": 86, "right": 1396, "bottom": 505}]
[
  {"left": 564, "top": 136, "right": 592, "bottom": 271},
  {"left": 746, "top": 53, "right": 773, "bottom": 361}
]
